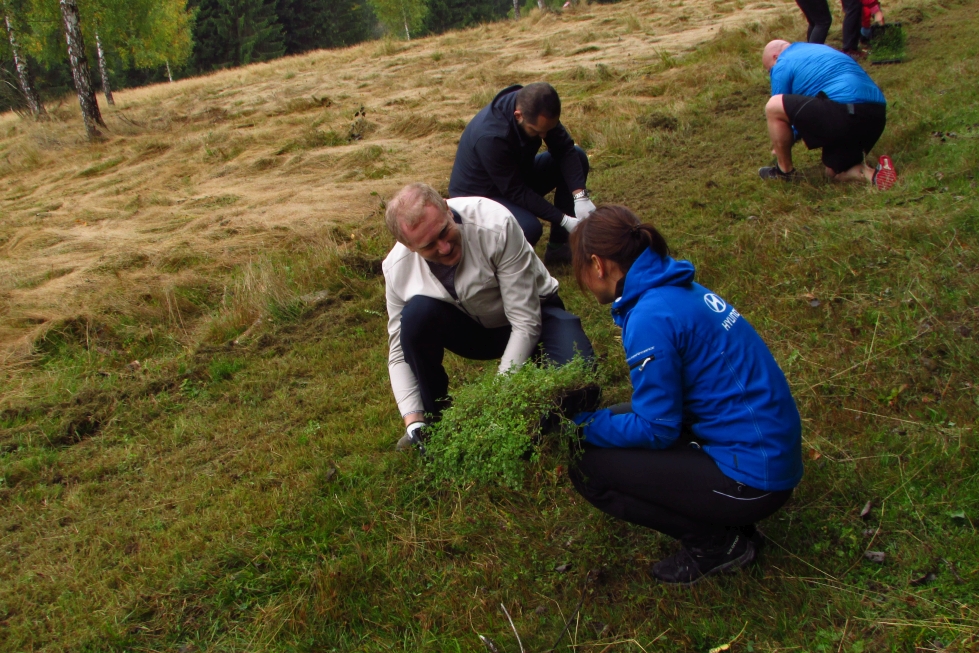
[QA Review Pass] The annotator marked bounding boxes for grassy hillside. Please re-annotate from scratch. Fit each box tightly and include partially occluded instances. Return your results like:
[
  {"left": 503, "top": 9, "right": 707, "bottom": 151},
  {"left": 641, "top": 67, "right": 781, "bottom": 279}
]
[{"left": 2, "top": 0, "right": 978, "bottom": 650}]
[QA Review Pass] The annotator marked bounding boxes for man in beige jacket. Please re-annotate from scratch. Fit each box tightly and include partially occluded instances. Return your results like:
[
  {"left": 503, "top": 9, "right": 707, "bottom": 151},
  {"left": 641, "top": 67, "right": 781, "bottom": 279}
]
[{"left": 383, "top": 183, "right": 594, "bottom": 450}]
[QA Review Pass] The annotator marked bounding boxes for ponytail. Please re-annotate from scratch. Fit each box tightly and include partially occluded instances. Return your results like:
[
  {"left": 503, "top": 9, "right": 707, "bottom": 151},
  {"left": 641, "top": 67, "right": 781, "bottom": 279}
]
[{"left": 569, "top": 205, "right": 669, "bottom": 291}]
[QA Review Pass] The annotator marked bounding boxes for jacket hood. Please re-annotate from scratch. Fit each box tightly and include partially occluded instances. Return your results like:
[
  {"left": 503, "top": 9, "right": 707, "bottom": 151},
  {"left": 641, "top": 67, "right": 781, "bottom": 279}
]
[
  {"left": 491, "top": 84, "right": 521, "bottom": 109},
  {"left": 490, "top": 85, "right": 533, "bottom": 145},
  {"left": 612, "top": 249, "right": 695, "bottom": 320}
]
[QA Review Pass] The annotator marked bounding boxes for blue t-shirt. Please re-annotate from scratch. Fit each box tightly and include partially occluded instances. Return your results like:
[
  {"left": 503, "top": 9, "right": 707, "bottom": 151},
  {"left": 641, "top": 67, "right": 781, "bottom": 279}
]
[{"left": 771, "top": 43, "right": 885, "bottom": 105}]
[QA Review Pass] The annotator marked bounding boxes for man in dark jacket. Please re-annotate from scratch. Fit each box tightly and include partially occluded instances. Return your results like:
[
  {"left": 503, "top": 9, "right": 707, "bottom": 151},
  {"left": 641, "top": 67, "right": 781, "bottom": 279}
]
[{"left": 449, "top": 82, "right": 595, "bottom": 266}]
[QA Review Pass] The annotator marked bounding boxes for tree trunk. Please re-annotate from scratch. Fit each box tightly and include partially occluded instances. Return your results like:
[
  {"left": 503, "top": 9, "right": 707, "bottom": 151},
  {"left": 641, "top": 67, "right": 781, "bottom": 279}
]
[
  {"left": 401, "top": 1, "right": 410, "bottom": 39},
  {"left": 3, "top": 9, "right": 46, "bottom": 118},
  {"left": 513, "top": 0, "right": 520, "bottom": 19},
  {"left": 166, "top": 60, "right": 173, "bottom": 83},
  {"left": 537, "top": 0, "right": 546, "bottom": 10},
  {"left": 94, "top": 29, "right": 114, "bottom": 105},
  {"left": 59, "top": 0, "right": 105, "bottom": 139}
]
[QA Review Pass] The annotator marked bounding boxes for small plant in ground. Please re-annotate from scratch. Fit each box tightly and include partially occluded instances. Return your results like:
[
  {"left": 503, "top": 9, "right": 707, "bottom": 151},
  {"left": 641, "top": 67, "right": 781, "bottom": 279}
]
[
  {"left": 425, "top": 356, "right": 599, "bottom": 489},
  {"left": 870, "top": 23, "right": 908, "bottom": 63}
]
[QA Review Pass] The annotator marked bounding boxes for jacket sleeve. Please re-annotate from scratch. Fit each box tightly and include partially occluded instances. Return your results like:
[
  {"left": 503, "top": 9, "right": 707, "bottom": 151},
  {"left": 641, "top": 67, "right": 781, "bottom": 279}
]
[
  {"left": 544, "top": 123, "right": 587, "bottom": 192},
  {"left": 494, "top": 215, "right": 544, "bottom": 373},
  {"left": 385, "top": 272, "right": 424, "bottom": 417},
  {"left": 575, "top": 312, "right": 683, "bottom": 448},
  {"left": 474, "top": 134, "right": 568, "bottom": 225}
]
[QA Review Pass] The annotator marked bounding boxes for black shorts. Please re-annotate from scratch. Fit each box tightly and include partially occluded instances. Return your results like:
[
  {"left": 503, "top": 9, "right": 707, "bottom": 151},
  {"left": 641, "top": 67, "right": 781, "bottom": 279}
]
[{"left": 782, "top": 94, "right": 886, "bottom": 174}]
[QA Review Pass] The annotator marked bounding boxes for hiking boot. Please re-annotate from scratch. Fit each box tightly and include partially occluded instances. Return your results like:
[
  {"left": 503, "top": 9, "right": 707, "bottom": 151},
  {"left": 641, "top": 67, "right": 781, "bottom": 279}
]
[
  {"left": 651, "top": 531, "right": 757, "bottom": 585},
  {"left": 758, "top": 165, "right": 798, "bottom": 182},
  {"left": 843, "top": 48, "right": 868, "bottom": 60},
  {"left": 544, "top": 242, "right": 573, "bottom": 267},
  {"left": 872, "top": 155, "right": 897, "bottom": 191}
]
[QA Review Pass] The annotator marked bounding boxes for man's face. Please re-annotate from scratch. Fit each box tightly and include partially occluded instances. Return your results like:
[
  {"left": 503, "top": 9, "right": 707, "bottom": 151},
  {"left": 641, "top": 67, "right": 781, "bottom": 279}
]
[
  {"left": 400, "top": 203, "right": 463, "bottom": 267},
  {"left": 514, "top": 109, "right": 560, "bottom": 139}
]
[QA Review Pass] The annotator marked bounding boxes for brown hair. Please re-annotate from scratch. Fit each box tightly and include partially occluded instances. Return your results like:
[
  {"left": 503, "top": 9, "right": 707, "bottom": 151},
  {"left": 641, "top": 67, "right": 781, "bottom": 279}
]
[{"left": 569, "top": 205, "right": 670, "bottom": 290}]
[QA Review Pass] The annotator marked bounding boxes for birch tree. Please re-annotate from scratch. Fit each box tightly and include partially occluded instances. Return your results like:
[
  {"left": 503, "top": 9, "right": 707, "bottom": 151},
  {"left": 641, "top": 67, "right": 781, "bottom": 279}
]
[
  {"left": 512, "top": 0, "right": 519, "bottom": 19},
  {"left": 89, "top": 0, "right": 192, "bottom": 87},
  {"left": 93, "top": 28, "right": 110, "bottom": 103},
  {"left": 367, "top": 0, "right": 427, "bottom": 40},
  {"left": 59, "top": 0, "right": 104, "bottom": 139},
  {"left": 1, "top": 0, "right": 44, "bottom": 117}
]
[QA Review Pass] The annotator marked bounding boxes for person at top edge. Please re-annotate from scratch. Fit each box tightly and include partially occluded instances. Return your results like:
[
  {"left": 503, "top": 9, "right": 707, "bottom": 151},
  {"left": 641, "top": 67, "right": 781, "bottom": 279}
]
[
  {"left": 449, "top": 82, "right": 595, "bottom": 267},
  {"left": 760, "top": 40, "right": 896, "bottom": 190},
  {"left": 382, "top": 183, "right": 594, "bottom": 452},
  {"left": 567, "top": 205, "right": 803, "bottom": 584}
]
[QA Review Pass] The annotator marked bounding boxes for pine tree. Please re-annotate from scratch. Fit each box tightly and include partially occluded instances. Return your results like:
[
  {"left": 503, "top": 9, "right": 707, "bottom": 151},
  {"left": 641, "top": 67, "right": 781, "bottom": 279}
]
[
  {"left": 423, "top": 0, "right": 508, "bottom": 35},
  {"left": 192, "top": 0, "right": 286, "bottom": 71},
  {"left": 277, "top": 0, "right": 374, "bottom": 54}
]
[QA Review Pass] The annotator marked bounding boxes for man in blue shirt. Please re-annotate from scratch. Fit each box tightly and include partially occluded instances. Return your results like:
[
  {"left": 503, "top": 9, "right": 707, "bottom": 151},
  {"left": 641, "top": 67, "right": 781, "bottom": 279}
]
[
  {"left": 760, "top": 40, "right": 896, "bottom": 190},
  {"left": 449, "top": 82, "right": 596, "bottom": 266}
]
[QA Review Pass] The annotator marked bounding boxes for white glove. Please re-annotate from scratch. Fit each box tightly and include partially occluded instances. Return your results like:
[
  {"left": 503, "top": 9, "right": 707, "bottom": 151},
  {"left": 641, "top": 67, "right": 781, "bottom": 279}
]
[
  {"left": 574, "top": 195, "right": 596, "bottom": 220},
  {"left": 560, "top": 214, "right": 580, "bottom": 233}
]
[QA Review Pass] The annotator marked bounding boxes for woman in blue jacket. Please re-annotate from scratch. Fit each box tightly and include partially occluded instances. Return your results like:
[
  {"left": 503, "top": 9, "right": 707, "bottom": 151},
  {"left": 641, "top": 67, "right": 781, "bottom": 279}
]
[{"left": 569, "top": 205, "right": 803, "bottom": 584}]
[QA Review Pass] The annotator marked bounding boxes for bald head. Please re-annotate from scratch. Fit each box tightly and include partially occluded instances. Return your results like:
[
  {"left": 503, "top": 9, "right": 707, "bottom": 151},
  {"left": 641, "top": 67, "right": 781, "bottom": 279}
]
[{"left": 763, "top": 40, "right": 791, "bottom": 72}]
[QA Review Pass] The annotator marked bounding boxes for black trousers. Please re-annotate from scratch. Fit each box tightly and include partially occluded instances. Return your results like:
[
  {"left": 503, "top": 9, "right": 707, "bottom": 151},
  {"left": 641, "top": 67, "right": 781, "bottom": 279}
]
[
  {"left": 841, "top": 0, "right": 862, "bottom": 50},
  {"left": 491, "top": 146, "right": 590, "bottom": 247},
  {"left": 569, "top": 403, "right": 793, "bottom": 549},
  {"left": 795, "top": 0, "right": 832, "bottom": 43},
  {"left": 400, "top": 294, "right": 594, "bottom": 419}
]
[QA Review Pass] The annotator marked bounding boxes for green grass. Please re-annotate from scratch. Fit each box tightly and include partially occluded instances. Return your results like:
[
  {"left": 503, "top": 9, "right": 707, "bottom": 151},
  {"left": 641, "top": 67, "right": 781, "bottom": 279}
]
[{"left": 2, "top": 1, "right": 979, "bottom": 651}]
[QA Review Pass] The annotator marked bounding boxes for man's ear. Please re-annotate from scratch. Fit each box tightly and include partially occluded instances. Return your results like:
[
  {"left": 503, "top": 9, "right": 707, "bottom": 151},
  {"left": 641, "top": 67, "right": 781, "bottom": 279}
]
[{"left": 513, "top": 108, "right": 523, "bottom": 122}]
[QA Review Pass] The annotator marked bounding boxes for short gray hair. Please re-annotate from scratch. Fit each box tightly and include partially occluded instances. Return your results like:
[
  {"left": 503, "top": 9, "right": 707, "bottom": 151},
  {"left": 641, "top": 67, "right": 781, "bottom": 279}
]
[{"left": 385, "top": 183, "right": 448, "bottom": 244}]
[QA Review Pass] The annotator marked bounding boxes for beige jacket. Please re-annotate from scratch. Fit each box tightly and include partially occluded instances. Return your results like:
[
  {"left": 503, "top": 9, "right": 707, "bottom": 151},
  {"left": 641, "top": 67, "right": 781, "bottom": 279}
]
[{"left": 383, "top": 196, "right": 560, "bottom": 417}]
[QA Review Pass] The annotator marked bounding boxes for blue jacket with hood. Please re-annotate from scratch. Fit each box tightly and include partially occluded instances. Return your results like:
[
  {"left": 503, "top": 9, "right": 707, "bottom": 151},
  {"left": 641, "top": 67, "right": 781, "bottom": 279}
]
[{"left": 574, "top": 249, "right": 803, "bottom": 492}]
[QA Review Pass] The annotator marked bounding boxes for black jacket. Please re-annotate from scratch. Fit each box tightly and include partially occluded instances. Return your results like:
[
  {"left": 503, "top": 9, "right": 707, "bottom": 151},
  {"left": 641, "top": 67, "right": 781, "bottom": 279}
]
[{"left": 448, "top": 85, "right": 585, "bottom": 225}]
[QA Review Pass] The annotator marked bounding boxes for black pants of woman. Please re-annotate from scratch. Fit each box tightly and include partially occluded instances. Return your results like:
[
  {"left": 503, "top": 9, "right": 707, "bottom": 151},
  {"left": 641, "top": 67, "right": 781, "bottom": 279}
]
[
  {"left": 795, "top": 0, "right": 832, "bottom": 43},
  {"left": 569, "top": 404, "right": 793, "bottom": 550},
  {"left": 840, "top": 0, "right": 863, "bottom": 51}
]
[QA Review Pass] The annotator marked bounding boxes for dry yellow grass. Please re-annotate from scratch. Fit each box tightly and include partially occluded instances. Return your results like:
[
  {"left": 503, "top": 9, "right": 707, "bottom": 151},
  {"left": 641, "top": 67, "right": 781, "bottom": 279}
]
[{"left": 0, "top": 0, "right": 793, "bottom": 367}]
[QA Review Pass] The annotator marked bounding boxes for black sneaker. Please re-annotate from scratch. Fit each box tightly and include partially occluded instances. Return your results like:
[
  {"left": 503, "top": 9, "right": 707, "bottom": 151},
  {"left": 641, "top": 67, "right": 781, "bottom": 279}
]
[
  {"left": 651, "top": 532, "right": 756, "bottom": 585},
  {"left": 544, "top": 242, "right": 573, "bottom": 267},
  {"left": 758, "top": 165, "right": 798, "bottom": 181}
]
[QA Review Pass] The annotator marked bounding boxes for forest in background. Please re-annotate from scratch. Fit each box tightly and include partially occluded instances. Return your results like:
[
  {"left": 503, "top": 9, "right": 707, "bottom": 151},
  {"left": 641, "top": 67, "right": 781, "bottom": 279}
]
[{"left": 1, "top": 0, "right": 604, "bottom": 115}]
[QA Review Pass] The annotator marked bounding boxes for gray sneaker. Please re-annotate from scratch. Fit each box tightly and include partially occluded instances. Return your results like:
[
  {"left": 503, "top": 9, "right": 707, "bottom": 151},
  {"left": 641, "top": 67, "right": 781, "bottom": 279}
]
[{"left": 396, "top": 427, "right": 427, "bottom": 454}]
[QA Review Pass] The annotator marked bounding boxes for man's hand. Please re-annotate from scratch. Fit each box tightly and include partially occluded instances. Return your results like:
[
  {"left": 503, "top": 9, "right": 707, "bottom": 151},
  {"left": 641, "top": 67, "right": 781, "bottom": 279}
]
[
  {"left": 574, "top": 194, "right": 596, "bottom": 220},
  {"left": 560, "top": 214, "right": 580, "bottom": 233}
]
